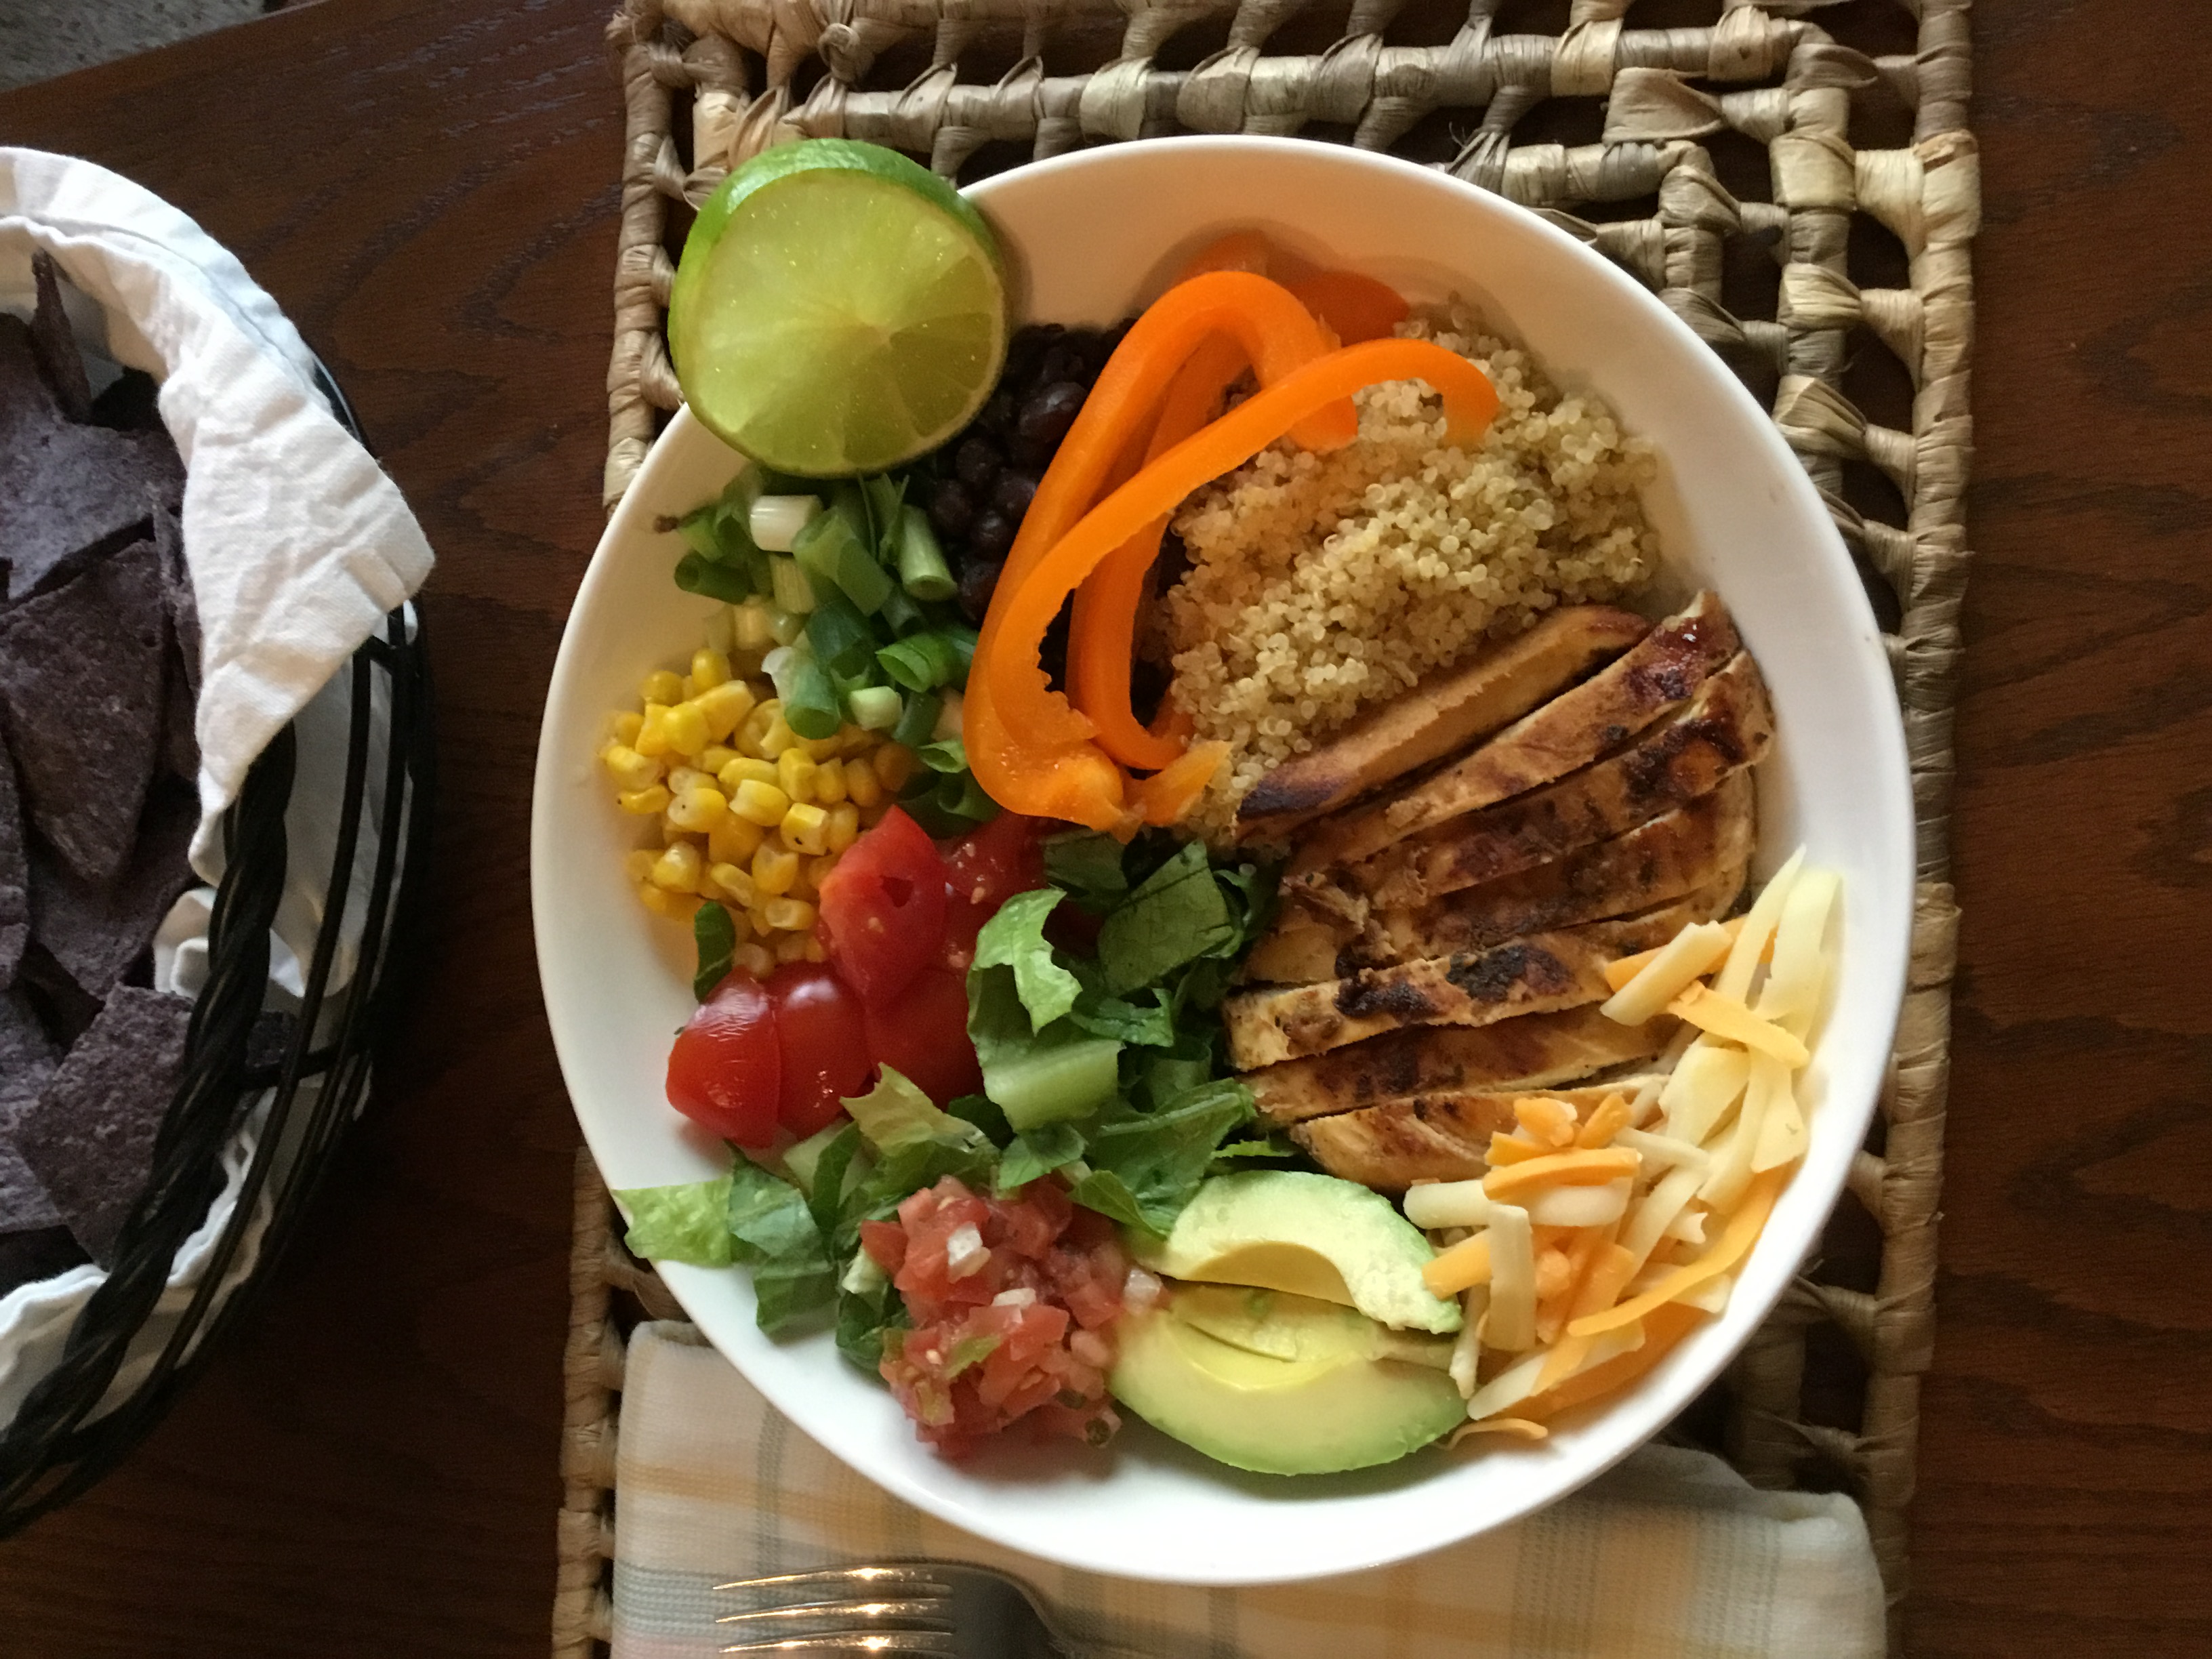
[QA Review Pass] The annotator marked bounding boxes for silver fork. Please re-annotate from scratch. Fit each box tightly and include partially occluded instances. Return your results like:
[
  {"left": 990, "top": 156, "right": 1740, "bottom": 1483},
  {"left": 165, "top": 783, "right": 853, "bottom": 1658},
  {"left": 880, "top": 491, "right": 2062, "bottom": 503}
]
[{"left": 715, "top": 1562, "right": 1090, "bottom": 1656}]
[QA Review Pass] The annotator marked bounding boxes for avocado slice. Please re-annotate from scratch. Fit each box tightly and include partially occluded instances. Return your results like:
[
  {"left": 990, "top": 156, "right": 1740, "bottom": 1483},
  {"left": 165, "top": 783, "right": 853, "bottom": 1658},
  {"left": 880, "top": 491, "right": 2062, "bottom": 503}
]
[
  {"left": 1128, "top": 1170, "right": 1461, "bottom": 1334},
  {"left": 1111, "top": 1285, "right": 1467, "bottom": 1475}
]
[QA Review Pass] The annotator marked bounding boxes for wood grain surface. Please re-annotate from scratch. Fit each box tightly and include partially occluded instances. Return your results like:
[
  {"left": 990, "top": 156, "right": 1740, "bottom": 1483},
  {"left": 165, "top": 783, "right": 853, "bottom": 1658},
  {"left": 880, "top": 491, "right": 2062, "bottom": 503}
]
[{"left": 0, "top": 1, "right": 2205, "bottom": 1654}]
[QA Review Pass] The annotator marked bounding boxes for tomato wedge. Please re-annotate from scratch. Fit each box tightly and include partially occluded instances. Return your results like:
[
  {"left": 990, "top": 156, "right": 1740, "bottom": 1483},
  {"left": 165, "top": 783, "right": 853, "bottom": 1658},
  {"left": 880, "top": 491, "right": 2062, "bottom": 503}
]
[
  {"left": 767, "top": 964, "right": 872, "bottom": 1137},
  {"left": 818, "top": 806, "right": 950, "bottom": 1006},
  {"left": 941, "top": 811, "right": 1046, "bottom": 970},
  {"left": 862, "top": 964, "right": 983, "bottom": 1106},
  {"left": 665, "top": 972, "right": 781, "bottom": 1147}
]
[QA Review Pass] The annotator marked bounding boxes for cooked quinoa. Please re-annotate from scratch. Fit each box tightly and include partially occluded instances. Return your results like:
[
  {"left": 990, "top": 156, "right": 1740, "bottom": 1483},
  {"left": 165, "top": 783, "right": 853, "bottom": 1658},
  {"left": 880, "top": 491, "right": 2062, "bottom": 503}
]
[{"left": 1158, "top": 303, "right": 1659, "bottom": 841}]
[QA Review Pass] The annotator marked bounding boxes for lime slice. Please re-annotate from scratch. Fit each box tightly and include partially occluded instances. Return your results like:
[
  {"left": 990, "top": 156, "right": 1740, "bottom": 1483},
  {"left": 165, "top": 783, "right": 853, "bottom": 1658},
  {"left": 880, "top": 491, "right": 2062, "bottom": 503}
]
[{"left": 669, "top": 140, "right": 1008, "bottom": 478}]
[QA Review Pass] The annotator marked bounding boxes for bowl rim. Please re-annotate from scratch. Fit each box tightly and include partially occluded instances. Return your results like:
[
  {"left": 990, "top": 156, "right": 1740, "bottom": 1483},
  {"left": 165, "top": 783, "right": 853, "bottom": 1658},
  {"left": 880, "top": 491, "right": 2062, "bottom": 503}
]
[{"left": 532, "top": 132, "right": 1915, "bottom": 1584}]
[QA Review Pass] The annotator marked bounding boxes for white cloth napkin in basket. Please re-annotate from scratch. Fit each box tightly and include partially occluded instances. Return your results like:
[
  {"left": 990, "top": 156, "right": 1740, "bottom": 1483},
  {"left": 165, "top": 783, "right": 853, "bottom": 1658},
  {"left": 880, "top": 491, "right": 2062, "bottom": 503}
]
[
  {"left": 611, "top": 1320, "right": 1886, "bottom": 1659},
  {"left": 0, "top": 148, "right": 433, "bottom": 1425}
]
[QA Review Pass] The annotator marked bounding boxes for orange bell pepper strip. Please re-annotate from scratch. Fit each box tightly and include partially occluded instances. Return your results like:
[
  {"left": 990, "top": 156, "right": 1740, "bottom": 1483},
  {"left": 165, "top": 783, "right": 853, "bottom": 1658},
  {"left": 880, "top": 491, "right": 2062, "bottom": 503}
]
[
  {"left": 1286, "top": 270, "right": 1411, "bottom": 345},
  {"left": 1067, "top": 333, "right": 1248, "bottom": 771},
  {"left": 1132, "top": 739, "right": 1231, "bottom": 827},
  {"left": 1177, "top": 228, "right": 1273, "bottom": 280},
  {"left": 985, "top": 271, "right": 1355, "bottom": 617},
  {"left": 966, "top": 272, "right": 1358, "bottom": 828},
  {"left": 973, "top": 339, "right": 1499, "bottom": 823}
]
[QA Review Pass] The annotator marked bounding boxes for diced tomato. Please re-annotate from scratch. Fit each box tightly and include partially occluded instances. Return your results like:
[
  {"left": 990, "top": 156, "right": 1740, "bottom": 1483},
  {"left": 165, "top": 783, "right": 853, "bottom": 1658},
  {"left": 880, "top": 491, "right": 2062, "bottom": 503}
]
[
  {"left": 874, "top": 1174, "right": 1127, "bottom": 1457},
  {"left": 940, "top": 812, "right": 1046, "bottom": 970},
  {"left": 765, "top": 964, "right": 871, "bottom": 1137},
  {"left": 665, "top": 972, "right": 781, "bottom": 1148},
  {"left": 861, "top": 965, "right": 981, "bottom": 1106},
  {"left": 817, "top": 807, "right": 950, "bottom": 1006}
]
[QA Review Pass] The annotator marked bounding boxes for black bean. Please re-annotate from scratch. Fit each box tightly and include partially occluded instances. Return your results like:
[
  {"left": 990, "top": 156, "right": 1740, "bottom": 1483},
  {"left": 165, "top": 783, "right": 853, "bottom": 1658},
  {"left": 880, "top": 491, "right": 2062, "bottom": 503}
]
[
  {"left": 957, "top": 556, "right": 1003, "bottom": 625},
  {"left": 971, "top": 508, "right": 1015, "bottom": 560},
  {"left": 979, "top": 390, "right": 1019, "bottom": 436},
  {"left": 954, "top": 435, "right": 1004, "bottom": 490},
  {"left": 1017, "top": 381, "right": 1088, "bottom": 451},
  {"left": 1078, "top": 326, "right": 1124, "bottom": 376},
  {"left": 990, "top": 470, "right": 1038, "bottom": 520},
  {"left": 927, "top": 478, "right": 977, "bottom": 539},
  {"left": 1037, "top": 344, "right": 1088, "bottom": 386}
]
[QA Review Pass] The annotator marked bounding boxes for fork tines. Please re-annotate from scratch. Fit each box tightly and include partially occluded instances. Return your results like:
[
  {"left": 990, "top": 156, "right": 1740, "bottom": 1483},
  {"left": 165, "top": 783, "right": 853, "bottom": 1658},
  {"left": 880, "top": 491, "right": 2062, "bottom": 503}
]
[{"left": 716, "top": 1565, "right": 959, "bottom": 1657}]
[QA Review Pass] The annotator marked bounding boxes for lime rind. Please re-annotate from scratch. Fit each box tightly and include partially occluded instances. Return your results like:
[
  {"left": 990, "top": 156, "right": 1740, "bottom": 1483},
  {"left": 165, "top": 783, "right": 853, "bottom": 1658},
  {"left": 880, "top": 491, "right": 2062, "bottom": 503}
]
[{"left": 670, "top": 140, "right": 1009, "bottom": 477}]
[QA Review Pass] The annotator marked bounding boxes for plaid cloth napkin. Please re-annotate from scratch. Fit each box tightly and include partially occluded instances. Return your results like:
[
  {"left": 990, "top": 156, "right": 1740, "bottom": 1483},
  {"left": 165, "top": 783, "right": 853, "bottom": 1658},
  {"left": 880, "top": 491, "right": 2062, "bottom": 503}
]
[{"left": 611, "top": 1322, "right": 1885, "bottom": 1658}]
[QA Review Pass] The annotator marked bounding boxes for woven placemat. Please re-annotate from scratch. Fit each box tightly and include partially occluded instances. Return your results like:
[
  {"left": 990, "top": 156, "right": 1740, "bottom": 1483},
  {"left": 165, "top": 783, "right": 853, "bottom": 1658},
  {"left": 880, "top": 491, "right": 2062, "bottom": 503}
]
[{"left": 560, "top": 3, "right": 1974, "bottom": 1651}]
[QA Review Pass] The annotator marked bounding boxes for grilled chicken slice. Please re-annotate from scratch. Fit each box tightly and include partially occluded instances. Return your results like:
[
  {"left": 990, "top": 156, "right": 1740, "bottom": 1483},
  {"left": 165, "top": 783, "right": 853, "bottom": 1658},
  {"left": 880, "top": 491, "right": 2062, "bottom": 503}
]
[
  {"left": 1288, "top": 591, "right": 1740, "bottom": 879},
  {"left": 1293, "top": 1076, "right": 1668, "bottom": 1191},
  {"left": 1357, "top": 649, "right": 1774, "bottom": 909},
  {"left": 1359, "top": 773, "right": 1755, "bottom": 966},
  {"left": 1223, "top": 907, "right": 1702, "bottom": 1069},
  {"left": 1247, "top": 1005, "right": 1672, "bottom": 1127},
  {"left": 1250, "top": 779, "right": 1752, "bottom": 985},
  {"left": 1233, "top": 605, "right": 1648, "bottom": 842}
]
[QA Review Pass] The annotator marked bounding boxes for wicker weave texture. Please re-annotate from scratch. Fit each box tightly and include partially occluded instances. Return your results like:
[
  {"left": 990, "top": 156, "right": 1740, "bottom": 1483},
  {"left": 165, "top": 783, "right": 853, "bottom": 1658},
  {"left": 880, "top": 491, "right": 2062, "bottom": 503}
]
[{"left": 572, "top": 3, "right": 1975, "bottom": 1652}]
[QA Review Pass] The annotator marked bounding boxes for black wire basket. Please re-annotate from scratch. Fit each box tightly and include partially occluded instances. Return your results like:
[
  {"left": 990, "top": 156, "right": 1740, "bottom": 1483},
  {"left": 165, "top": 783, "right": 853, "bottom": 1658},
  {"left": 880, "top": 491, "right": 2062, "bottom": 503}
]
[{"left": 0, "top": 364, "right": 435, "bottom": 1534}]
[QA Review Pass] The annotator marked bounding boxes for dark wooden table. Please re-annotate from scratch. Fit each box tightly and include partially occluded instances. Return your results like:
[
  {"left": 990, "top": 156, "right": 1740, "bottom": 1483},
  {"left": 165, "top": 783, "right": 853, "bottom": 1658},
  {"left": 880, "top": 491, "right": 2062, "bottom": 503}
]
[{"left": 0, "top": 1, "right": 2205, "bottom": 1652}]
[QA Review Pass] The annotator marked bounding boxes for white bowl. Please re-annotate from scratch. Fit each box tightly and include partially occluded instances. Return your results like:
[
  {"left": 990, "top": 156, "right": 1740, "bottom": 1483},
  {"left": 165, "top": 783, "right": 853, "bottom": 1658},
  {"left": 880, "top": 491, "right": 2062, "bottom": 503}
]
[{"left": 531, "top": 136, "right": 1913, "bottom": 1585}]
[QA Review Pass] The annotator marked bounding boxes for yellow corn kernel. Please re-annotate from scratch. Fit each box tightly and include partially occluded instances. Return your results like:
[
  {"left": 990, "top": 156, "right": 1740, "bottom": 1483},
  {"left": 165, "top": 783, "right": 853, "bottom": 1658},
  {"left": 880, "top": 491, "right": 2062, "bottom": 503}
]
[
  {"left": 757, "top": 716, "right": 800, "bottom": 759},
  {"left": 700, "top": 744, "right": 739, "bottom": 775},
  {"left": 708, "top": 862, "right": 757, "bottom": 908},
  {"left": 690, "top": 647, "right": 732, "bottom": 692},
  {"left": 661, "top": 700, "right": 710, "bottom": 758},
  {"left": 805, "top": 854, "right": 842, "bottom": 892},
  {"left": 719, "top": 755, "right": 777, "bottom": 794},
  {"left": 773, "top": 930, "right": 813, "bottom": 964},
  {"left": 695, "top": 679, "right": 755, "bottom": 743},
  {"left": 636, "top": 882, "right": 687, "bottom": 919},
  {"left": 859, "top": 798, "right": 891, "bottom": 827},
  {"left": 623, "top": 848, "right": 659, "bottom": 882},
  {"left": 660, "top": 813, "right": 695, "bottom": 846},
  {"left": 666, "top": 785, "right": 729, "bottom": 834},
  {"left": 752, "top": 844, "right": 799, "bottom": 896},
  {"left": 800, "top": 731, "right": 846, "bottom": 763},
  {"left": 777, "top": 749, "right": 818, "bottom": 804},
  {"left": 737, "top": 698, "right": 781, "bottom": 752},
  {"left": 600, "top": 743, "right": 661, "bottom": 793},
  {"left": 746, "top": 902, "right": 777, "bottom": 937},
  {"left": 651, "top": 840, "right": 703, "bottom": 893},
  {"left": 608, "top": 710, "right": 644, "bottom": 746},
  {"left": 843, "top": 757, "right": 882, "bottom": 809},
  {"left": 736, "top": 941, "right": 776, "bottom": 979},
  {"left": 640, "top": 670, "right": 685, "bottom": 706},
  {"left": 873, "top": 743, "right": 915, "bottom": 792},
  {"left": 707, "top": 815, "right": 764, "bottom": 866},
  {"left": 764, "top": 897, "right": 817, "bottom": 933},
  {"left": 732, "top": 779, "right": 791, "bottom": 827},
  {"left": 618, "top": 784, "right": 672, "bottom": 816},
  {"left": 824, "top": 804, "right": 860, "bottom": 855},
  {"left": 634, "top": 703, "right": 674, "bottom": 758},
  {"left": 666, "top": 765, "right": 714, "bottom": 795},
  {"left": 803, "top": 935, "right": 827, "bottom": 963},
  {"left": 813, "top": 756, "right": 848, "bottom": 806},
  {"left": 781, "top": 802, "right": 830, "bottom": 857}
]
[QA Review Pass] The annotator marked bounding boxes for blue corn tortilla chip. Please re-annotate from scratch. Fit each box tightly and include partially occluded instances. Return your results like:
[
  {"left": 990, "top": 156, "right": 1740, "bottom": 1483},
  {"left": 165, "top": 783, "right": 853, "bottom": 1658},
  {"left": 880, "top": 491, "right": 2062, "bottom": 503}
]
[
  {"left": 16, "top": 986, "right": 193, "bottom": 1266},
  {"left": 0, "top": 539, "right": 169, "bottom": 886},
  {"left": 28, "top": 775, "right": 197, "bottom": 1000},
  {"left": 0, "top": 989, "right": 63, "bottom": 1235},
  {"left": 0, "top": 1226, "right": 87, "bottom": 1297},
  {"left": 0, "top": 741, "right": 24, "bottom": 989},
  {"left": 13, "top": 941, "right": 103, "bottom": 1050},
  {"left": 0, "top": 315, "right": 182, "bottom": 605},
  {"left": 28, "top": 252, "right": 92, "bottom": 424}
]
